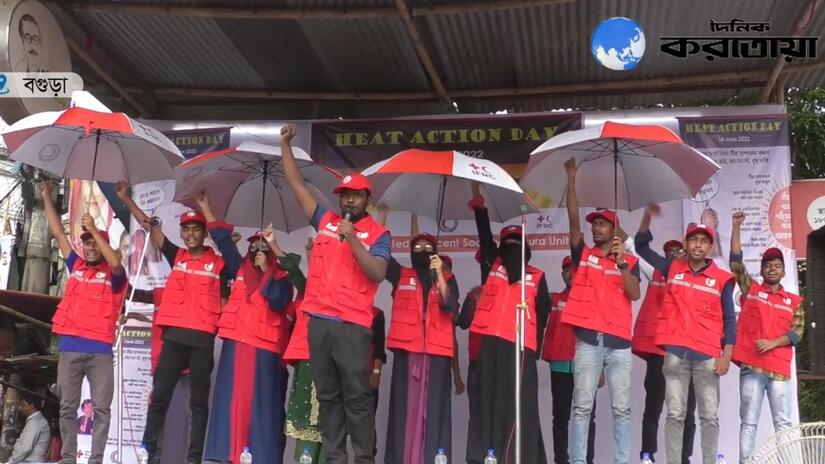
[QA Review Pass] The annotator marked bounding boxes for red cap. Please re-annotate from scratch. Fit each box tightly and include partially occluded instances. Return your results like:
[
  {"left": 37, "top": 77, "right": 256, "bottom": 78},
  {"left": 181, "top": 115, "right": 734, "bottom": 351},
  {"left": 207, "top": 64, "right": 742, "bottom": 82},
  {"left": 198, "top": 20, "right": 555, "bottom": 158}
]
[
  {"left": 684, "top": 224, "right": 715, "bottom": 243},
  {"left": 561, "top": 256, "right": 573, "bottom": 269},
  {"left": 586, "top": 210, "right": 619, "bottom": 228},
  {"left": 439, "top": 254, "right": 453, "bottom": 269},
  {"left": 411, "top": 233, "right": 437, "bottom": 249},
  {"left": 663, "top": 240, "right": 683, "bottom": 254},
  {"left": 80, "top": 230, "right": 110, "bottom": 242},
  {"left": 761, "top": 247, "right": 784, "bottom": 265},
  {"left": 247, "top": 231, "right": 266, "bottom": 243},
  {"left": 180, "top": 210, "right": 206, "bottom": 226},
  {"left": 333, "top": 173, "right": 372, "bottom": 194},
  {"left": 500, "top": 225, "right": 522, "bottom": 242}
]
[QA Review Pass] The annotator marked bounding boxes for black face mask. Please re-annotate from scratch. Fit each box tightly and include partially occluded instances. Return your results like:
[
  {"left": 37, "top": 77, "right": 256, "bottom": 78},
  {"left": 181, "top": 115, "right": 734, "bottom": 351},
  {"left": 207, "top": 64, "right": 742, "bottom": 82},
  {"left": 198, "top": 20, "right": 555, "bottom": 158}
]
[
  {"left": 499, "top": 242, "right": 531, "bottom": 283},
  {"left": 410, "top": 250, "right": 433, "bottom": 282}
]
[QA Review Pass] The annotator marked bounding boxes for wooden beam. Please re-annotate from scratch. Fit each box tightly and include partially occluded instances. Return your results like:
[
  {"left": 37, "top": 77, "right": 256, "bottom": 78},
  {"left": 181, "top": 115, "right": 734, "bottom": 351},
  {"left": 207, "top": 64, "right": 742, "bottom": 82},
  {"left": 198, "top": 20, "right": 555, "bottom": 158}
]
[
  {"left": 66, "top": 38, "right": 151, "bottom": 116},
  {"left": 393, "top": 0, "right": 452, "bottom": 107},
  {"left": 760, "top": 0, "right": 822, "bottom": 103},
  {"left": 71, "top": 0, "right": 573, "bottom": 20},
  {"left": 141, "top": 59, "right": 825, "bottom": 102}
]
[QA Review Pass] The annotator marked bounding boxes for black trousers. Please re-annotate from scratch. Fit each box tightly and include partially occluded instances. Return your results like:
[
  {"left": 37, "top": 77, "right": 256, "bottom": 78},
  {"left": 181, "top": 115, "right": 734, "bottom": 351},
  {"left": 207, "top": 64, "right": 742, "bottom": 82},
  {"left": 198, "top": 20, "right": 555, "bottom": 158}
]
[
  {"left": 550, "top": 370, "right": 596, "bottom": 464},
  {"left": 308, "top": 317, "right": 375, "bottom": 464},
  {"left": 641, "top": 354, "right": 697, "bottom": 463},
  {"left": 372, "top": 388, "right": 379, "bottom": 457},
  {"left": 142, "top": 339, "right": 214, "bottom": 463}
]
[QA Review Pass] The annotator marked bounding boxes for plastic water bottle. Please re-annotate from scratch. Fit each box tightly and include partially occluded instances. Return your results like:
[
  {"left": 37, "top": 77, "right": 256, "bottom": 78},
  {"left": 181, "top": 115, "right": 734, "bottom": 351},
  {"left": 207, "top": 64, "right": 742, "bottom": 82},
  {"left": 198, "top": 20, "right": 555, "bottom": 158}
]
[
  {"left": 483, "top": 449, "right": 497, "bottom": 464},
  {"left": 240, "top": 446, "right": 252, "bottom": 464},
  {"left": 299, "top": 448, "right": 313, "bottom": 464},
  {"left": 137, "top": 445, "right": 149, "bottom": 464},
  {"left": 434, "top": 448, "right": 448, "bottom": 464},
  {"left": 716, "top": 454, "right": 727, "bottom": 464},
  {"left": 640, "top": 452, "right": 653, "bottom": 464}
]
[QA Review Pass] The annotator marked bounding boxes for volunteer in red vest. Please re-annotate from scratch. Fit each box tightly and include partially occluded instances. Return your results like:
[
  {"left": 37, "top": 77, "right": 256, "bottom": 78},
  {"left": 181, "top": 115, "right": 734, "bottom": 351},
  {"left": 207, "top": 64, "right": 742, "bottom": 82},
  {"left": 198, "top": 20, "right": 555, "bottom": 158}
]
[
  {"left": 279, "top": 126, "right": 390, "bottom": 464},
  {"left": 730, "top": 211, "right": 804, "bottom": 463},
  {"left": 194, "top": 193, "right": 294, "bottom": 464},
  {"left": 635, "top": 205, "right": 736, "bottom": 464},
  {"left": 42, "top": 182, "right": 126, "bottom": 464},
  {"left": 384, "top": 234, "right": 460, "bottom": 464},
  {"left": 562, "top": 159, "right": 641, "bottom": 464},
  {"left": 631, "top": 206, "right": 697, "bottom": 464},
  {"left": 540, "top": 256, "right": 597, "bottom": 464},
  {"left": 282, "top": 238, "right": 387, "bottom": 463},
  {"left": 465, "top": 185, "right": 549, "bottom": 464},
  {"left": 118, "top": 182, "right": 234, "bottom": 464}
]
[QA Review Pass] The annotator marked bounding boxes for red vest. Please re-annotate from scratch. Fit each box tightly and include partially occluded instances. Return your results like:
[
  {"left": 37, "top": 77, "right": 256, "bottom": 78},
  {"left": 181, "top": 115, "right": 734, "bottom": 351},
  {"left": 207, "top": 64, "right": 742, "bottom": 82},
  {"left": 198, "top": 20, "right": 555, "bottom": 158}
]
[
  {"left": 155, "top": 247, "right": 224, "bottom": 334},
  {"left": 387, "top": 267, "right": 455, "bottom": 357},
  {"left": 733, "top": 283, "right": 802, "bottom": 378},
  {"left": 541, "top": 290, "right": 576, "bottom": 362},
  {"left": 470, "top": 261, "right": 543, "bottom": 352},
  {"left": 632, "top": 270, "right": 667, "bottom": 358},
  {"left": 218, "top": 266, "right": 291, "bottom": 353},
  {"left": 561, "top": 246, "right": 639, "bottom": 341},
  {"left": 282, "top": 296, "right": 308, "bottom": 363},
  {"left": 300, "top": 211, "right": 388, "bottom": 328},
  {"left": 656, "top": 260, "right": 733, "bottom": 358},
  {"left": 53, "top": 258, "right": 126, "bottom": 344}
]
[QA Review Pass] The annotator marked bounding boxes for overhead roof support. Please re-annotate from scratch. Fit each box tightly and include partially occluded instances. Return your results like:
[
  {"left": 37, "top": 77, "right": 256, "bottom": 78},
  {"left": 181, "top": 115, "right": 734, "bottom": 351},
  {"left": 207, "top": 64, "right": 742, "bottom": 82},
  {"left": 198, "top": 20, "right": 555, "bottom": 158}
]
[
  {"left": 760, "top": 0, "right": 822, "bottom": 103},
  {"left": 71, "top": 0, "right": 575, "bottom": 20}
]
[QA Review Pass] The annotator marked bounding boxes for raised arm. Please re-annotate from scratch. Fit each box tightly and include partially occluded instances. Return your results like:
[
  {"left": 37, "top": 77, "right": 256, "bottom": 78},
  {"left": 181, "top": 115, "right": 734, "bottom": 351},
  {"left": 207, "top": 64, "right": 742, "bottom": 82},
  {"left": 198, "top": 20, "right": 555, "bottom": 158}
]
[
  {"left": 116, "top": 181, "right": 165, "bottom": 249},
  {"left": 279, "top": 125, "right": 317, "bottom": 219},
  {"left": 80, "top": 213, "right": 123, "bottom": 274},
  {"left": 729, "top": 211, "right": 752, "bottom": 295},
  {"left": 469, "top": 182, "right": 496, "bottom": 282},
  {"left": 565, "top": 158, "right": 583, "bottom": 249},
  {"left": 197, "top": 191, "right": 242, "bottom": 277},
  {"left": 634, "top": 204, "right": 671, "bottom": 276},
  {"left": 40, "top": 182, "right": 72, "bottom": 258}
]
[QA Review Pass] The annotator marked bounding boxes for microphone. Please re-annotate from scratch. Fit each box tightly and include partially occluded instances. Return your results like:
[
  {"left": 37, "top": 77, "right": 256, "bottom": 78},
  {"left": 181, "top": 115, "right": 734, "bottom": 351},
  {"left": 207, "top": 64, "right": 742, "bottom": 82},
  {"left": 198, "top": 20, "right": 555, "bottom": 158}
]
[{"left": 340, "top": 207, "right": 353, "bottom": 242}]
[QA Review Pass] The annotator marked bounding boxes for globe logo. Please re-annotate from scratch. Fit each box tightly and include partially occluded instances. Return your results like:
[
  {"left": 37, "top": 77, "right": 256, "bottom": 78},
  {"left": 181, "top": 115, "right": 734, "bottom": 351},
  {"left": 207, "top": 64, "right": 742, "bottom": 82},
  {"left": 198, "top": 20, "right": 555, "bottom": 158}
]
[{"left": 591, "top": 17, "right": 646, "bottom": 71}]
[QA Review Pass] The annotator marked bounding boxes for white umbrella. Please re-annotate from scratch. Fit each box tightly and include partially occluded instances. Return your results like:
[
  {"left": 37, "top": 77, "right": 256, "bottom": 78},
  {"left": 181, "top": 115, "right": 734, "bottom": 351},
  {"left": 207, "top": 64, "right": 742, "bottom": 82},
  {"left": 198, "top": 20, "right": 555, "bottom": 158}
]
[
  {"left": 362, "top": 148, "right": 536, "bottom": 223},
  {"left": 1, "top": 107, "right": 183, "bottom": 184},
  {"left": 174, "top": 141, "right": 340, "bottom": 232},
  {"left": 521, "top": 121, "right": 720, "bottom": 211}
]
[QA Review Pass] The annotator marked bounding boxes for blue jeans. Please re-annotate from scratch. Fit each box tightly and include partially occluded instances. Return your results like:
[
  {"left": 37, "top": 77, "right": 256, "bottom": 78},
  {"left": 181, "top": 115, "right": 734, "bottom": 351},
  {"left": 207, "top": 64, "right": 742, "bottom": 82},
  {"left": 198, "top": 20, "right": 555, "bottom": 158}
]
[
  {"left": 570, "top": 337, "right": 632, "bottom": 464},
  {"left": 738, "top": 367, "right": 793, "bottom": 463},
  {"left": 663, "top": 353, "right": 718, "bottom": 464}
]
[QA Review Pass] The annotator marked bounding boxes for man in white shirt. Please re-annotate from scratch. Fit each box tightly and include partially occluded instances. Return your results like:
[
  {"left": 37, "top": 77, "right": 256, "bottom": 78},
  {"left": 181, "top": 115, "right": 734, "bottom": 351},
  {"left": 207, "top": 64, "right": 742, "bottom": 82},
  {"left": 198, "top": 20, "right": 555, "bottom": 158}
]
[{"left": 6, "top": 393, "right": 51, "bottom": 464}]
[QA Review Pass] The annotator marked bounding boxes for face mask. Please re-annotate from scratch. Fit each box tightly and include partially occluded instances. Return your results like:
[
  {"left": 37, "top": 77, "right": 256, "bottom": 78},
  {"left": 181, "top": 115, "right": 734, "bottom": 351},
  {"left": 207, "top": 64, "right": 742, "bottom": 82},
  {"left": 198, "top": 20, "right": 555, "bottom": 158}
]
[
  {"left": 411, "top": 250, "right": 432, "bottom": 270},
  {"left": 499, "top": 242, "right": 531, "bottom": 282}
]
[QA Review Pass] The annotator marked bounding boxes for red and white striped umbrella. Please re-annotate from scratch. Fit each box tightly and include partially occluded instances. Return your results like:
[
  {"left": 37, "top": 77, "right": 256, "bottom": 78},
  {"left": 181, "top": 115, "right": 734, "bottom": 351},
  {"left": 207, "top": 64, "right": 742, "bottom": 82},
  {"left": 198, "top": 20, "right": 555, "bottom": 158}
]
[
  {"left": 174, "top": 141, "right": 340, "bottom": 232},
  {"left": 521, "top": 121, "right": 720, "bottom": 211},
  {"left": 1, "top": 107, "right": 183, "bottom": 184},
  {"left": 362, "top": 148, "right": 535, "bottom": 222}
]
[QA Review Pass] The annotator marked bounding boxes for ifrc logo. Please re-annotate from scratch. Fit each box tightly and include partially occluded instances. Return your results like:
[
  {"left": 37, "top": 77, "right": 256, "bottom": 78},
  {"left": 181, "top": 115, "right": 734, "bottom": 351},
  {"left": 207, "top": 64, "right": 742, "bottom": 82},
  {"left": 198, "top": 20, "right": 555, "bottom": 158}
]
[
  {"left": 469, "top": 162, "right": 495, "bottom": 180},
  {"left": 342, "top": 175, "right": 352, "bottom": 184},
  {"left": 706, "top": 278, "right": 716, "bottom": 287},
  {"left": 784, "top": 297, "right": 792, "bottom": 305},
  {"left": 674, "top": 272, "right": 685, "bottom": 280}
]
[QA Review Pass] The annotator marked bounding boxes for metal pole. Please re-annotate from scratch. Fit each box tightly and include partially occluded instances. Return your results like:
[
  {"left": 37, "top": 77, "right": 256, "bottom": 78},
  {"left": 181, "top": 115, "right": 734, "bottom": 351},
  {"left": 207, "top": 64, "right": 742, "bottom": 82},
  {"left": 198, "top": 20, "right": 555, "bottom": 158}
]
[
  {"left": 515, "top": 204, "right": 528, "bottom": 464},
  {"left": 86, "top": 130, "right": 101, "bottom": 212},
  {"left": 115, "top": 219, "right": 153, "bottom": 463},
  {"left": 613, "top": 138, "right": 618, "bottom": 212}
]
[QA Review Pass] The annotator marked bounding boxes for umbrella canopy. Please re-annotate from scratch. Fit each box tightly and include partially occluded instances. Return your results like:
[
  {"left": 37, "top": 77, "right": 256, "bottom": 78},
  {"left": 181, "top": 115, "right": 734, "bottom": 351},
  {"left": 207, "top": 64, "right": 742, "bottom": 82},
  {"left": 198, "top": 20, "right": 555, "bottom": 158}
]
[
  {"left": 362, "top": 148, "right": 535, "bottom": 223},
  {"left": 174, "top": 141, "right": 340, "bottom": 232},
  {"left": 1, "top": 107, "right": 183, "bottom": 184},
  {"left": 521, "top": 121, "right": 720, "bottom": 211}
]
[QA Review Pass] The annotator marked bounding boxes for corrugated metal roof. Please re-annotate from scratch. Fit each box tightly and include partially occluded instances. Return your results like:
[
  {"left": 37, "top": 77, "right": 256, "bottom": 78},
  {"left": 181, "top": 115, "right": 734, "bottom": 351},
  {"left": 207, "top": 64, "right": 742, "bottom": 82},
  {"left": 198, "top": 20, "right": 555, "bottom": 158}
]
[{"left": 61, "top": 0, "right": 825, "bottom": 119}]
